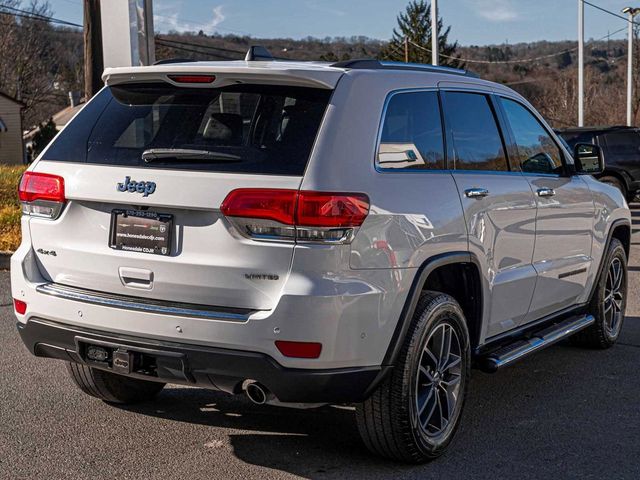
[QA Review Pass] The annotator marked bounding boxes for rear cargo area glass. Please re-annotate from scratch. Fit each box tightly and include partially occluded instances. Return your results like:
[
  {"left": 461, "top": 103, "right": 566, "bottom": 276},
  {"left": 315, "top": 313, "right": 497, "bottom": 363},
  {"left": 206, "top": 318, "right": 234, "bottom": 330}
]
[{"left": 43, "top": 83, "right": 331, "bottom": 175}]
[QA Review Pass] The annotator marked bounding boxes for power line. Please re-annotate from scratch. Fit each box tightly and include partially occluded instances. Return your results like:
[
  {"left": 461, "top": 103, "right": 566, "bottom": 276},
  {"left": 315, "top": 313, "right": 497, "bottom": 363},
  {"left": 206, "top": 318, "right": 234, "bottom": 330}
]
[
  {"left": 156, "top": 36, "right": 245, "bottom": 55},
  {"left": 155, "top": 39, "right": 239, "bottom": 60},
  {"left": 583, "top": 0, "right": 640, "bottom": 26},
  {"left": 0, "top": 4, "right": 82, "bottom": 28},
  {"left": 408, "top": 25, "right": 628, "bottom": 65}
]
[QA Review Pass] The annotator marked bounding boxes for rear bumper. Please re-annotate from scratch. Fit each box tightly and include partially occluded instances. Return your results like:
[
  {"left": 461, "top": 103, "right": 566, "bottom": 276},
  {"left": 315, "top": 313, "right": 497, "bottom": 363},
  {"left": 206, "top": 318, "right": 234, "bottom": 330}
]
[{"left": 17, "top": 318, "right": 389, "bottom": 403}]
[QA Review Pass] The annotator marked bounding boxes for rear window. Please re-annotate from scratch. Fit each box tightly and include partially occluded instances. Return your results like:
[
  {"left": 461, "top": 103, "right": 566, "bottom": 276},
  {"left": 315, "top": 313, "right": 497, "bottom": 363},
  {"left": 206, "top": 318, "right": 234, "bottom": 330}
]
[
  {"left": 602, "top": 131, "right": 640, "bottom": 160},
  {"left": 558, "top": 131, "right": 594, "bottom": 149},
  {"left": 442, "top": 92, "right": 508, "bottom": 171},
  {"left": 42, "top": 83, "right": 331, "bottom": 176}
]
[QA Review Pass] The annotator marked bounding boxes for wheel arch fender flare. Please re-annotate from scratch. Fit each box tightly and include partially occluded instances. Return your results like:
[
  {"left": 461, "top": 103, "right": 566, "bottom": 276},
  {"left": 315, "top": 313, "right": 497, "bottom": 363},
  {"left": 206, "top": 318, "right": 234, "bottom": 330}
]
[
  {"left": 588, "top": 218, "right": 631, "bottom": 303},
  {"left": 381, "top": 251, "right": 483, "bottom": 368}
]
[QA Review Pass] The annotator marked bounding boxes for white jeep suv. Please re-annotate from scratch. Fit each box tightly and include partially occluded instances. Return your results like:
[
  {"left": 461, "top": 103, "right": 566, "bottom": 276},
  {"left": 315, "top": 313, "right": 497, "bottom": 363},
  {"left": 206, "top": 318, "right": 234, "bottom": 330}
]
[{"left": 11, "top": 51, "right": 631, "bottom": 462}]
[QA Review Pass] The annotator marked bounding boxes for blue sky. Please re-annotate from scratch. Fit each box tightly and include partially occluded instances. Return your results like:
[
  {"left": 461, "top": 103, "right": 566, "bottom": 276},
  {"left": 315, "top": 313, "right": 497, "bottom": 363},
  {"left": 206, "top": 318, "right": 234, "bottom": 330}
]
[{"left": 48, "top": 0, "right": 634, "bottom": 45}]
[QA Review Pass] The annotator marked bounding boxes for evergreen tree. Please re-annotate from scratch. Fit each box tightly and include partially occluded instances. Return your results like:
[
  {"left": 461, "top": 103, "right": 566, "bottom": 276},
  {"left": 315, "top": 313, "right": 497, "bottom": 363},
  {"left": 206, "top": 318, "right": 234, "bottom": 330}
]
[
  {"left": 381, "top": 0, "right": 461, "bottom": 67},
  {"left": 32, "top": 118, "right": 57, "bottom": 157}
]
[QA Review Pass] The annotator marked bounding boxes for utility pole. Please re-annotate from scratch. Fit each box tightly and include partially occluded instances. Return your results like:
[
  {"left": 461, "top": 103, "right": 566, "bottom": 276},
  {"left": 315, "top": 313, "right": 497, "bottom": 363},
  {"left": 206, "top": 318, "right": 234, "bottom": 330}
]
[
  {"left": 623, "top": 7, "right": 640, "bottom": 126},
  {"left": 578, "top": 0, "right": 584, "bottom": 127},
  {"left": 404, "top": 36, "right": 409, "bottom": 63},
  {"left": 431, "top": 0, "right": 439, "bottom": 65},
  {"left": 84, "top": 0, "right": 103, "bottom": 100}
]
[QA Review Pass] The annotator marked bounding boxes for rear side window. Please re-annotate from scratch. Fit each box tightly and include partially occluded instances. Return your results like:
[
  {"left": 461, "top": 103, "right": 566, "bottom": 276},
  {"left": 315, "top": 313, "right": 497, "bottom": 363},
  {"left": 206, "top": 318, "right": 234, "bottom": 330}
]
[
  {"left": 602, "top": 131, "right": 640, "bottom": 162},
  {"left": 500, "top": 98, "right": 563, "bottom": 175},
  {"left": 442, "top": 92, "right": 508, "bottom": 171},
  {"left": 377, "top": 91, "right": 445, "bottom": 170},
  {"left": 43, "top": 83, "right": 331, "bottom": 176}
]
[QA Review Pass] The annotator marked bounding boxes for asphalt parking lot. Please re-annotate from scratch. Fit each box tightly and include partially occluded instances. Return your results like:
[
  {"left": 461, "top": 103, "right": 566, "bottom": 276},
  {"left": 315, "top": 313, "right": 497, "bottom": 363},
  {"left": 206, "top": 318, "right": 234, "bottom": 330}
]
[{"left": 1, "top": 209, "right": 640, "bottom": 480}]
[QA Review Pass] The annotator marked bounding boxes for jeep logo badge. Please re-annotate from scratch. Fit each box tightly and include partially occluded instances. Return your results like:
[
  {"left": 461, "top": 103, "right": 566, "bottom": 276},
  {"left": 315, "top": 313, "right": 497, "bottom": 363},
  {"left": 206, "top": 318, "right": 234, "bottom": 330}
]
[
  {"left": 113, "top": 357, "right": 129, "bottom": 369},
  {"left": 117, "top": 176, "right": 156, "bottom": 197}
]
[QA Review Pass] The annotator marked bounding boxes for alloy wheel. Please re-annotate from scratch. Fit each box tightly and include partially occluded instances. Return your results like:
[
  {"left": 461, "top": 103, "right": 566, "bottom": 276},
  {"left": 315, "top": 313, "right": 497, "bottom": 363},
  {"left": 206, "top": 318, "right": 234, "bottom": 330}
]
[
  {"left": 604, "top": 257, "right": 624, "bottom": 337},
  {"left": 415, "top": 322, "right": 463, "bottom": 437}
]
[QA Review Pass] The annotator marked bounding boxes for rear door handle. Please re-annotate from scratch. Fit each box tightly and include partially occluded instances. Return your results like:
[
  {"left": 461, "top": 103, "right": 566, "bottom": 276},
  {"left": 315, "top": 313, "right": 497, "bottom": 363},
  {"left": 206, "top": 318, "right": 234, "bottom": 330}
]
[
  {"left": 464, "top": 188, "right": 489, "bottom": 199},
  {"left": 537, "top": 187, "right": 556, "bottom": 197}
]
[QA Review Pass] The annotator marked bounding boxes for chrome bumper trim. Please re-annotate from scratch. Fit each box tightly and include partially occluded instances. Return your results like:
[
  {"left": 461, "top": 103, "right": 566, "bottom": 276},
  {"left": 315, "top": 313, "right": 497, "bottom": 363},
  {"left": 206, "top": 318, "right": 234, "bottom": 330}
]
[{"left": 35, "top": 283, "right": 254, "bottom": 321}]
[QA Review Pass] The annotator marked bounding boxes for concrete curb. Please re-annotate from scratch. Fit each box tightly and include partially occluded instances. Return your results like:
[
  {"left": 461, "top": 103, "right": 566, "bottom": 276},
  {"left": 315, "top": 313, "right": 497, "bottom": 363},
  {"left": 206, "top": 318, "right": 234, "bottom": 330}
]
[{"left": 0, "top": 252, "right": 11, "bottom": 270}]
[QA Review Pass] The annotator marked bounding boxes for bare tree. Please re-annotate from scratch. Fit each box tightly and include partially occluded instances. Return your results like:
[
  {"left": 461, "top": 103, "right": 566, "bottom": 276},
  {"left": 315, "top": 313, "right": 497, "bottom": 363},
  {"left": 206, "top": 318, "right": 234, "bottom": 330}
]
[{"left": 0, "top": 1, "right": 70, "bottom": 126}]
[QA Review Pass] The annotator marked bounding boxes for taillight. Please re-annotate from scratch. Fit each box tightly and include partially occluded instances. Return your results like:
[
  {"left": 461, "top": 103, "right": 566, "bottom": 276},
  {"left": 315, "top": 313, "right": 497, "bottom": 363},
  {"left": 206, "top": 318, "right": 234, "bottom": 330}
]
[
  {"left": 19, "top": 172, "right": 66, "bottom": 219},
  {"left": 13, "top": 299, "right": 27, "bottom": 315},
  {"left": 296, "top": 191, "right": 369, "bottom": 227},
  {"left": 168, "top": 74, "right": 216, "bottom": 84},
  {"left": 221, "top": 189, "right": 370, "bottom": 244},
  {"left": 221, "top": 189, "right": 297, "bottom": 224}
]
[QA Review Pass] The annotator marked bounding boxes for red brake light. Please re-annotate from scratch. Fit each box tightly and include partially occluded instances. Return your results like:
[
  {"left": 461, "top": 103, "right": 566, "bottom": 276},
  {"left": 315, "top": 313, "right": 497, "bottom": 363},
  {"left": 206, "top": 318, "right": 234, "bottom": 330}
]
[
  {"left": 168, "top": 74, "right": 216, "bottom": 84},
  {"left": 19, "top": 172, "right": 65, "bottom": 203},
  {"left": 221, "top": 189, "right": 297, "bottom": 225},
  {"left": 221, "top": 189, "right": 369, "bottom": 243},
  {"left": 13, "top": 299, "right": 27, "bottom": 315},
  {"left": 275, "top": 340, "right": 322, "bottom": 359},
  {"left": 296, "top": 192, "right": 369, "bottom": 227},
  {"left": 221, "top": 189, "right": 370, "bottom": 228}
]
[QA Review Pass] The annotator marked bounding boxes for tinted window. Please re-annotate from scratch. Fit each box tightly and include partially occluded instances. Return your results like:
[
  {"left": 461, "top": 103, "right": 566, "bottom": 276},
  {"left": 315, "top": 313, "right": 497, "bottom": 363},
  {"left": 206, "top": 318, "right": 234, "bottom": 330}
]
[
  {"left": 558, "top": 131, "right": 594, "bottom": 149},
  {"left": 443, "top": 92, "right": 508, "bottom": 171},
  {"left": 377, "top": 91, "right": 444, "bottom": 170},
  {"left": 603, "top": 131, "right": 640, "bottom": 162},
  {"left": 43, "top": 83, "right": 331, "bottom": 175},
  {"left": 501, "top": 98, "right": 563, "bottom": 174}
]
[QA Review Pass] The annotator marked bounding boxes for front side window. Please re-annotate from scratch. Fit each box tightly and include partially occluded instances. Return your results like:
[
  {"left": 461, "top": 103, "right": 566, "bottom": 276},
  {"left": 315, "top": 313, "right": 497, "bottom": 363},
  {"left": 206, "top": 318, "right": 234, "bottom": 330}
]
[
  {"left": 442, "top": 92, "right": 508, "bottom": 171},
  {"left": 501, "top": 98, "right": 563, "bottom": 175},
  {"left": 377, "top": 91, "right": 445, "bottom": 170}
]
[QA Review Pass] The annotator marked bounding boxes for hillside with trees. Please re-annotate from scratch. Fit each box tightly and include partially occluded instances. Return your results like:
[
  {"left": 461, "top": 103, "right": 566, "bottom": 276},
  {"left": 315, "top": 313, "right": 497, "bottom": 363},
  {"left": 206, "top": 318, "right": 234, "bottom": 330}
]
[{"left": 1, "top": 0, "right": 638, "bottom": 132}]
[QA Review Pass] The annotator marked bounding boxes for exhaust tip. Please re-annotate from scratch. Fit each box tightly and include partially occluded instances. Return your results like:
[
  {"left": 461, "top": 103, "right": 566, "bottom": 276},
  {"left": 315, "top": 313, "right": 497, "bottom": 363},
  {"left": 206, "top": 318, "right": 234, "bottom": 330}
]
[{"left": 245, "top": 382, "right": 268, "bottom": 405}]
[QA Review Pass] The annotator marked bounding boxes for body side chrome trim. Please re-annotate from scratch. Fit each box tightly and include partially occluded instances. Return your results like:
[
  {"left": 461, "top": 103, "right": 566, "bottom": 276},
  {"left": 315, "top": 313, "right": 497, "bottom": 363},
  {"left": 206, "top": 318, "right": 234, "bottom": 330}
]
[{"left": 35, "top": 283, "right": 255, "bottom": 321}]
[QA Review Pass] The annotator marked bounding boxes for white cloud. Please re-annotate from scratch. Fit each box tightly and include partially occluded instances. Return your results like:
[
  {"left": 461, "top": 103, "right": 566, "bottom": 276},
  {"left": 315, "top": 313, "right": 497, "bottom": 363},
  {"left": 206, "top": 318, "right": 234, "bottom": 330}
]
[
  {"left": 305, "top": 1, "right": 346, "bottom": 17},
  {"left": 154, "top": 3, "right": 226, "bottom": 34},
  {"left": 472, "top": 0, "right": 520, "bottom": 22}
]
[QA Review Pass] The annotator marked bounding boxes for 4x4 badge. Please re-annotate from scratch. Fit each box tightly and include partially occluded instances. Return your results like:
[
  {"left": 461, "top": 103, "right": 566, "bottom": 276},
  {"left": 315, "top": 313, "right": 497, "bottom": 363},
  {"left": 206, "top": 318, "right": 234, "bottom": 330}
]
[{"left": 117, "top": 176, "right": 156, "bottom": 197}]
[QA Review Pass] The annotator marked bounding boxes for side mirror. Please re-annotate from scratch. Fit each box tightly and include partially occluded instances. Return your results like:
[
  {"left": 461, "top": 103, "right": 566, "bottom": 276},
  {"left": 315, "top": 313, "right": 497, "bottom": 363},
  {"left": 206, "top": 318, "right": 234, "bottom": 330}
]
[{"left": 574, "top": 143, "right": 604, "bottom": 175}]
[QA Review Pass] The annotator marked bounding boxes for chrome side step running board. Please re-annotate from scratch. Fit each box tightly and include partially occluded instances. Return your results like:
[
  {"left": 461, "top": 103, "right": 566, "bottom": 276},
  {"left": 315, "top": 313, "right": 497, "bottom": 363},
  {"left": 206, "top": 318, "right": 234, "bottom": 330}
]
[
  {"left": 35, "top": 283, "right": 255, "bottom": 321},
  {"left": 479, "top": 314, "right": 595, "bottom": 373}
]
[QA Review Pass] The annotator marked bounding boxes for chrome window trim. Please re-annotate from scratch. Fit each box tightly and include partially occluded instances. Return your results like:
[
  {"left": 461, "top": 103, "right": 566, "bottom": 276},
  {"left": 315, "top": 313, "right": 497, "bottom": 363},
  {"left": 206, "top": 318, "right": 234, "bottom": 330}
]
[{"left": 35, "top": 283, "right": 255, "bottom": 321}]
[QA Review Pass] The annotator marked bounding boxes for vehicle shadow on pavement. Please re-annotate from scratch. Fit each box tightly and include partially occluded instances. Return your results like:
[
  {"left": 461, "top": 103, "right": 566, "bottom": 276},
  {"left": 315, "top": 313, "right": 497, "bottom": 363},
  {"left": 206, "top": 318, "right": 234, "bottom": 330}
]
[
  {"left": 120, "top": 390, "right": 413, "bottom": 477},
  {"left": 118, "top": 319, "right": 640, "bottom": 479}
]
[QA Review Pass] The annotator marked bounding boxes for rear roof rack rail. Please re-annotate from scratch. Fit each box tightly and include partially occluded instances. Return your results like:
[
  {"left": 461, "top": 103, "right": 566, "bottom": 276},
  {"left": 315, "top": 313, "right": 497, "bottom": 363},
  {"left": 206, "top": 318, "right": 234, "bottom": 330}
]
[{"left": 330, "top": 58, "right": 478, "bottom": 78}]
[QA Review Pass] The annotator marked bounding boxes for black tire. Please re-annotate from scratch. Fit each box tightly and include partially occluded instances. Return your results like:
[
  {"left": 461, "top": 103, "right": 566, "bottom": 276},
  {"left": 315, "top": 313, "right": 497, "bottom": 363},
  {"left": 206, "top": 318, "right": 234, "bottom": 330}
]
[
  {"left": 66, "top": 362, "right": 165, "bottom": 404},
  {"left": 356, "top": 291, "right": 471, "bottom": 463},
  {"left": 599, "top": 176, "right": 627, "bottom": 199},
  {"left": 573, "top": 238, "right": 627, "bottom": 349}
]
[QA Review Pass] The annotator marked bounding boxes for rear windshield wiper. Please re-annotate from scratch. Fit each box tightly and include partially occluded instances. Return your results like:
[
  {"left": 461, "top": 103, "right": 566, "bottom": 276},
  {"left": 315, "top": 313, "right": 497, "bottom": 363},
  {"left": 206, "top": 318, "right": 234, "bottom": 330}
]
[{"left": 142, "top": 148, "right": 241, "bottom": 163}]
